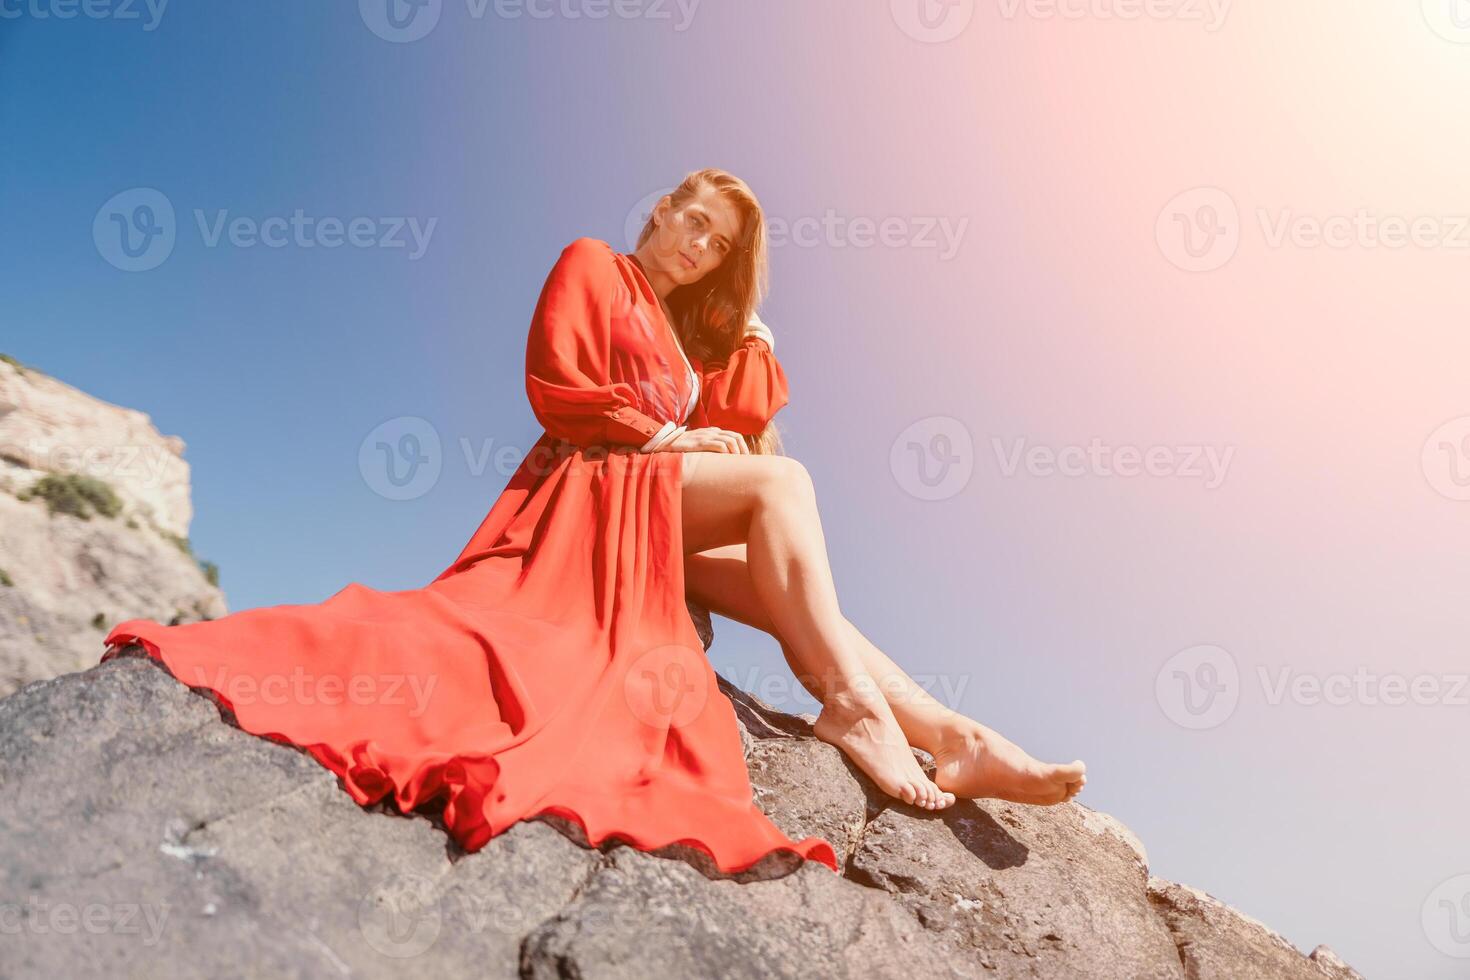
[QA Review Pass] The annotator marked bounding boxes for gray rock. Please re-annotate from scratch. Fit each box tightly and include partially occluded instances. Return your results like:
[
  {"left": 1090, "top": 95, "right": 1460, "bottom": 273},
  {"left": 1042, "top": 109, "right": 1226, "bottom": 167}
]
[
  {"left": 847, "top": 798, "right": 1182, "bottom": 978},
  {"left": 519, "top": 843, "right": 964, "bottom": 979},
  {"left": 0, "top": 649, "right": 1367, "bottom": 979},
  {"left": 1148, "top": 878, "right": 1367, "bottom": 980}
]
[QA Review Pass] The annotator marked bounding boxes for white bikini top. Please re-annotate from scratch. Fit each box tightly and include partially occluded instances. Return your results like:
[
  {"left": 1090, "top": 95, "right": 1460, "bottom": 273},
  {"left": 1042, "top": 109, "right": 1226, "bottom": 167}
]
[{"left": 683, "top": 366, "right": 699, "bottom": 422}]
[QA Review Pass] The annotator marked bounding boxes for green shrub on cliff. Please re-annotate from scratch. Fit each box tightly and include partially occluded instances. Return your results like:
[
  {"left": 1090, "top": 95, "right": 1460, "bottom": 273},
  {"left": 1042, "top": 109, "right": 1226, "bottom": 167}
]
[{"left": 19, "top": 474, "right": 123, "bottom": 521}]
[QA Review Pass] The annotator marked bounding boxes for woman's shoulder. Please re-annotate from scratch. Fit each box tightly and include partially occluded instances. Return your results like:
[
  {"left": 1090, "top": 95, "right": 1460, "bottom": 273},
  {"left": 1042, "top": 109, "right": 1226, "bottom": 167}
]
[
  {"left": 553, "top": 236, "right": 648, "bottom": 302},
  {"left": 546, "top": 236, "right": 624, "bottom": 285},
  {"left": 557, "top": 236, "right": 618, "bottom": 266},
  {"left": 540, "top": 238, "right": 620, "bottom": 290}
]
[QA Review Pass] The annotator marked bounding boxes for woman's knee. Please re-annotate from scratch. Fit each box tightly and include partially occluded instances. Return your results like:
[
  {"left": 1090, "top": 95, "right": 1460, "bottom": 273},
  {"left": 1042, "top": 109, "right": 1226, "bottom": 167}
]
[{"left": 757, "top": 455, "right": 815, "bottom": 507}]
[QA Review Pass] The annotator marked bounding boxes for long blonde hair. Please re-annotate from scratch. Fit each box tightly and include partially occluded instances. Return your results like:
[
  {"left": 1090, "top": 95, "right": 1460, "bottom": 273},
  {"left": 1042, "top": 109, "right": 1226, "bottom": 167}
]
[{"left": 634, "top": 168, "right": 784, "bottom": 456}]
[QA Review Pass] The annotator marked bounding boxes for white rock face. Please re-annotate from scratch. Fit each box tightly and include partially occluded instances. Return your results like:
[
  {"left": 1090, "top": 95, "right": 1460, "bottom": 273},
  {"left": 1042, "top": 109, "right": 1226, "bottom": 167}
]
[
  {"left": 0, "top": 357, "right": 195, "bottom": 538},
  {"left": 0, "top": 357, "right": 226, "bottom": 697}
]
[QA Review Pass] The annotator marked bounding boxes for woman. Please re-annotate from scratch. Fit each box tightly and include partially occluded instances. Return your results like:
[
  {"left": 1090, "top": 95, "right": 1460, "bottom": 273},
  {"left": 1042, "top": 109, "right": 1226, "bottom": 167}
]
[{"left": 101, "top": 168, "right": 1084, "bottom": 877}]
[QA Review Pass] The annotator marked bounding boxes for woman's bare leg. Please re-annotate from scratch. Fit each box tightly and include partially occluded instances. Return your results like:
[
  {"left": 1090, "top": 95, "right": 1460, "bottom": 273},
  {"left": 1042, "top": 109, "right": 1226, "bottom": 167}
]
[
  {"left": 685, "top": 542, "right": 1086, "bottom": 805},
  {"left": 678, "top": 451, "right": 954, "bottom": 810}
]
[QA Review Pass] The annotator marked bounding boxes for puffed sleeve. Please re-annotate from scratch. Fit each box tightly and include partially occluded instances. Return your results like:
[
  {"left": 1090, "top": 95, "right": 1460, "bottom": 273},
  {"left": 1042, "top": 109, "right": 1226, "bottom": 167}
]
[
  {"left": 524, "top": 238, "right": 673, "bottom": 449},
  {"left": 698, "top": 334, "right": 790, "bottom": 435}
]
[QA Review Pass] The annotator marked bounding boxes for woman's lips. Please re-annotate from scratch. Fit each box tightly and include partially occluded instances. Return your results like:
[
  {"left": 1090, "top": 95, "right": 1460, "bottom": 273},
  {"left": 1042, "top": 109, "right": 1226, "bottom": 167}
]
[{"left": 679, "top": 252, "right": 696, "bottom": 270}]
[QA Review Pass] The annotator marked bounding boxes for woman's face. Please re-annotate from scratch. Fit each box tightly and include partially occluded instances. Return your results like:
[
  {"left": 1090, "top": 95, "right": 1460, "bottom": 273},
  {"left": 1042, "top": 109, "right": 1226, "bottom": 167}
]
[{"left": 646, "top": 185, "right": 743, "bottom": 286}]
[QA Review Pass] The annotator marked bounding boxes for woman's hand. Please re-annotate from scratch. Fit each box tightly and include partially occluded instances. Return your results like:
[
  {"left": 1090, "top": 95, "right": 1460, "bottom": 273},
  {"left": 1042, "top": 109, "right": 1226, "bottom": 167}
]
[
  {"left": 663, "top": 426, "right": 750, "bottom": 454},
  {"left": 743, "top": 311, "right": 775, "bottom": 351}
]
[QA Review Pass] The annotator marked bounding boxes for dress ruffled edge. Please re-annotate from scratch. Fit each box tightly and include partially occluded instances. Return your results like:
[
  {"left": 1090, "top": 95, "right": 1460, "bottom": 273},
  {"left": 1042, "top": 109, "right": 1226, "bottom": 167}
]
[{"left": 101, "top": 633, "right": 841, "bottom": 878}]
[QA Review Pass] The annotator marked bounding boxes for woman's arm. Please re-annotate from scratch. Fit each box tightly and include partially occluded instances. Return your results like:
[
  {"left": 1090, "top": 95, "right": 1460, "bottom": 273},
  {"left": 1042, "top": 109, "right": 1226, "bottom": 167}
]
[
  {"left": 525, "top": 237, "right": 677, "bottom": 451},
  {"left": 697, "top": 313, "right": 789, "bottom": 435}
]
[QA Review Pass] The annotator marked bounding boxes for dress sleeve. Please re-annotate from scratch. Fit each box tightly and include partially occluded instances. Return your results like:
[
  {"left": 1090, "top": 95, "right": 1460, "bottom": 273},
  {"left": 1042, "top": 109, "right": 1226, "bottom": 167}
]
[
  {"left": 524, "top": 238, "right": 673, "bottom": 449},
  {"left": 698, "top": 334, "right": 790, "bottom": 435}
]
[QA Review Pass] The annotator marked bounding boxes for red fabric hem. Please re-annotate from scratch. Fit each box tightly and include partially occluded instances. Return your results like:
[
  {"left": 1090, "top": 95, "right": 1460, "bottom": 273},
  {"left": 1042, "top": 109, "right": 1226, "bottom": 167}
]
[{"left": 100, "top": 631, "right": 840, "bottom": 876}]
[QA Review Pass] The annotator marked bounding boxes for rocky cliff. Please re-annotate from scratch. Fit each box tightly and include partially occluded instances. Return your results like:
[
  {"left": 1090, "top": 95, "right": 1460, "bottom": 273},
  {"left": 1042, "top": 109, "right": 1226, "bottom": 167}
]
[
  {"left": 0, "top": 645, "right": 1364, "bottom": 979},
  {"left": 0, "top": 355, "right": 225, "bottom": 698}
]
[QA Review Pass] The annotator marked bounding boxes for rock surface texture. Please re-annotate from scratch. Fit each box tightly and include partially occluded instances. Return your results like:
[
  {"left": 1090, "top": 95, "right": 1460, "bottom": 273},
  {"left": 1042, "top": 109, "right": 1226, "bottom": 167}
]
[{"left": 0, "top": 648, "right": 1366, "bottom": 979}]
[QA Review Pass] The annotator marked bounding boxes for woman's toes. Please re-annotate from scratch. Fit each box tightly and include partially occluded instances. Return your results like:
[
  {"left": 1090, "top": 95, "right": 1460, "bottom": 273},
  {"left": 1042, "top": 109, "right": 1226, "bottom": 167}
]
[{"left": 926, "top": 784, "right": 954, "bottom": 810}]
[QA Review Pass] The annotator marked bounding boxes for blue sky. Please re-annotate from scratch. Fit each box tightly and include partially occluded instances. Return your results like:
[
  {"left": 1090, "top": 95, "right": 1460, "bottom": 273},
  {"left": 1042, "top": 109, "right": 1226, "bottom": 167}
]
[{"left": 6, "top": 5, "right": 1468, "bottom": 976}]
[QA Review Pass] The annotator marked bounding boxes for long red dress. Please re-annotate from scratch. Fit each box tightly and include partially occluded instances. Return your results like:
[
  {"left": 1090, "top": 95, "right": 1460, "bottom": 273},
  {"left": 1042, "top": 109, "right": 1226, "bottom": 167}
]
[{"left": 100, "top": 237, "right": 839, "bottom": 875}]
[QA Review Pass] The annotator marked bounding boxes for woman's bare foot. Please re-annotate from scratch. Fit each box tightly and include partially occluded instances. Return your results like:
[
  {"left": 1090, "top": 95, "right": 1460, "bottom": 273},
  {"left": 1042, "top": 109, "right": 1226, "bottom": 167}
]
[
  {"left": 931, "top": 722, "right": 1086, "bottom": 805},
  {"left": 813, "top": 684, "right": 956, "bottom": 811}
]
